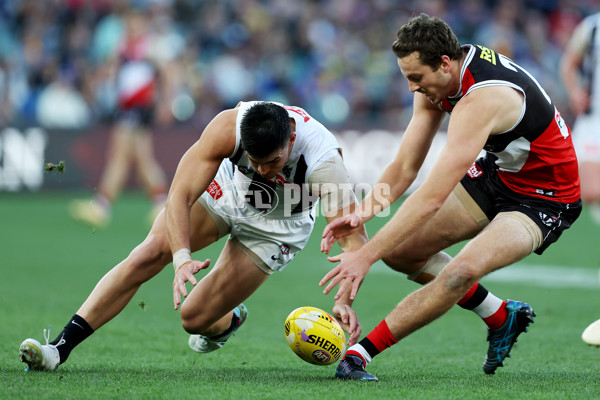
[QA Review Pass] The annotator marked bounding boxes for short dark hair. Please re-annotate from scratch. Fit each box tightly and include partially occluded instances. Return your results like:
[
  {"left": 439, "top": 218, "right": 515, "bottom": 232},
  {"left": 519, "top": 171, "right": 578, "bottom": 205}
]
[
  {"left": 392, "top": 13, "right": 462, "bottom": 71},
  {"left": 240, "top": 102, "right": 291, "bottom": 158}
]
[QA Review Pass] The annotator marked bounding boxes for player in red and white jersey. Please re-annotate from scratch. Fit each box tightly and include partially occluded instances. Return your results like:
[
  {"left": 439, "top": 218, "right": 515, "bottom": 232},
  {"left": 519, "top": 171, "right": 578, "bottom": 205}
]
[
  {"left": 69, "top": 10, "right": 169, "bottom": 228},
  {"left": 561, "top": 12, "right": 600, "bottom": 225},
  {"left": 320, "top": 14, "right": 582, "bottom": 381}
]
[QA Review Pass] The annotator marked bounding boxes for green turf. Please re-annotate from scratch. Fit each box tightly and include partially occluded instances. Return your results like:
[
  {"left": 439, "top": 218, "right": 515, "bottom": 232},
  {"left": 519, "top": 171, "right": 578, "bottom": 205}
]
[{"left": 1, "top": 191, "right": 599, "bottom": 399}]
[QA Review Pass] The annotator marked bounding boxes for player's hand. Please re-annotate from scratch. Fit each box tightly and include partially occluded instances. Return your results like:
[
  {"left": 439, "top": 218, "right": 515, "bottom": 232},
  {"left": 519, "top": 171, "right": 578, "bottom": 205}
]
[
  {"left": 332, "top": 303, "right": 361, "bottom": 346},
  {"left": 321, "top": 213, "right": 363, "bottom": 254},
  {"left": 320, "top": 250, "right": 372, "bottom": 301},
  {"left": 173, "top": 259, "right": 211, "bottom": 310}
]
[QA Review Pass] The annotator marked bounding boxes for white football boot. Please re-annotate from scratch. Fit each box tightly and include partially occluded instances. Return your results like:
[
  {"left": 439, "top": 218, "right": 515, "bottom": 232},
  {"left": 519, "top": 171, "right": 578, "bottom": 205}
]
[
  {"left": 68, "top": 199, "right": 110, "bottom": 228},
  {"left": 582, "top": 318, "right": 600, "bottom": 346},
  {"left": 189, "top": 304, "right": 248, "bottom": 353},
  {"left": 19, "top": 329, "right": 61, "bottom": 371}
]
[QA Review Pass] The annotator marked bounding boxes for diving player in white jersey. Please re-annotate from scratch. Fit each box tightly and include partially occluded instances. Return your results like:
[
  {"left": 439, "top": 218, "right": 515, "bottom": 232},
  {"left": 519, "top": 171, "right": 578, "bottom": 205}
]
[
  {"left": 561, "top": 12, "right": 600, "bottom": 225},
  {"left": 19, "top": 101, "right": 367, "bottom": 371}
]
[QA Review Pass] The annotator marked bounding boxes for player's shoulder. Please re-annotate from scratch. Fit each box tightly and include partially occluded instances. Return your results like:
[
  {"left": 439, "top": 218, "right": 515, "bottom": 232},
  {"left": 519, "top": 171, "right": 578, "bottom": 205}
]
[{"left": 198, "top": 107, "right": 238, "bottom": 156}]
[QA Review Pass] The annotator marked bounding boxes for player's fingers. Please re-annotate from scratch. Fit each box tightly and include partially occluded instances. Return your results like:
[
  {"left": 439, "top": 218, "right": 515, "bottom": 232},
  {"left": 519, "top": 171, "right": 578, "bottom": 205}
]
[
  {"left": 350, "top": 279, "right": 361, "bottom": 300},
  {"left": 333, "top": 278, "right": 349, "bottom": 300},
  {"left": 323, "top": 275, "right": 343, "bottom": 295},
  {"left": 322, "top": 216, "right": 351, "bottom": 238},
  {"left": 173, "top": 286, "right": 180, "bottom": 310},
  {"left": 350, "top": 313, "right": 361, "bottom": 338},
  {"left": 349, "top": 213, "right": 361, "bottom": 228},
  {"left": 324, "top": 234, "right": 338, "bottom": 254},
  {"left": 339, "top": 311, "right": 349, "bottom": 326},
  {"left": 326, "top": 254, "right": 342, "bottom": 263},
  {"left": 348, "top": 323, "right": 361, "bottom": 346},
  {"left": 320, "top": 234, "right": 334, "bottom": 253},
  {"left": 176, "top": 278, "right": 189, "bottom": 299},
  {"left": 199, "top": 259, "right": 211, "bottom": 269},
  {"left": 319, "top": 266, "right": 340, "bottom": 287}
]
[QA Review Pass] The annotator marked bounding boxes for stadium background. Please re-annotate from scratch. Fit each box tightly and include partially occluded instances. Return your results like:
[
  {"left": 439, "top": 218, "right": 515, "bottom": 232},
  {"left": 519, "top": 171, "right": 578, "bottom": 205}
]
[
  {"left": 0, "top": 0, "right": 597, "bottom": 191},
  {"left": 2, "top": 1, "right": 600, "bottom": 399}
]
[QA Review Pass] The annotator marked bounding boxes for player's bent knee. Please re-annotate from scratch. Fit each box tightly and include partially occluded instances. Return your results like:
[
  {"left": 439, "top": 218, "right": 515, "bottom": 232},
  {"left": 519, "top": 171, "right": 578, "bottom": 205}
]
[
  {"left": 179, "top": 307, "right": 212, "bottom": 334},
  {"left": 439, "top": 262, "right": 480, "bottom": 293}
]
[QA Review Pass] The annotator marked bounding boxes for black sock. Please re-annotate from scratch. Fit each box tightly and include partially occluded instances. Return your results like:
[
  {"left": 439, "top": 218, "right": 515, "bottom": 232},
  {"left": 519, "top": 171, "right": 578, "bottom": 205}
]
[
  {"left": 457, "top": 283, "right": 489, "bottom": 310},
  {"left": 210, "top": 312, "right": 240, "bottom": 340},
  {"left": 50, "top": 314, "right": 94, "bottom": 364},
  {"left": 358, "top": 337, "right": 380, "bottom": 359}
]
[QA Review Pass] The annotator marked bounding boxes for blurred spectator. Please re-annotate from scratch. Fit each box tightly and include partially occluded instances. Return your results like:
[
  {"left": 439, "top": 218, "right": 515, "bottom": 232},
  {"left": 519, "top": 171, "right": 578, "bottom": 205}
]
[
  {"left": 69, "top": 6, "right": 183, "bottom": 227},
  {"left": 560, "top": 11, "right": 600, "bottom": 225},
  {"left": 0, "top": 0, "right": 599, "bottom": 131}
]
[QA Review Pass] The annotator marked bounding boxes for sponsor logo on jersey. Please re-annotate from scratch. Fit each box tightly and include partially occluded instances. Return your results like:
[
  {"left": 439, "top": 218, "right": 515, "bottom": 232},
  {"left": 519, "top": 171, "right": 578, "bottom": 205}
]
[
  {"left": 467, "top": 163, "right": 483, "bottom": 178},
  {"left": 535, "top": 188, "right": 555, "bottom": 197},
  {"left": 283, "top": 106, "right": 311, "bottom": 122},
  {"left": 477, "top": 45, "right": 497, "bottom": 65},
  {"left": 206, "top": 179, "right": 223, "bottom": 200},
  {"left": 271, "top": 173, "right": 288, "bottom": 186}
]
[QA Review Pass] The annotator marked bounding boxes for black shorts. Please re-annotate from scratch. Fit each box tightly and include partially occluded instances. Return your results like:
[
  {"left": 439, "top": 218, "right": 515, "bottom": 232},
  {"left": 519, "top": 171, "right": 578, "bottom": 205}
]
[
  {"left": 459, "top": 155, "right": 581, "bottom": 255},
  {"left": 113, "top": 105, "right": 155, "bottom": 127}
]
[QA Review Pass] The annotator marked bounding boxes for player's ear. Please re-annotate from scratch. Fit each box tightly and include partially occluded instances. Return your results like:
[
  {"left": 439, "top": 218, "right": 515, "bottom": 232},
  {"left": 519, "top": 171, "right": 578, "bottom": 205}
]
[
  {"left": 289, "top": 131, "right": 297, "bottom": 147},
  {"left": 440, "top": 55, "right": 452, "bottom": 73}
]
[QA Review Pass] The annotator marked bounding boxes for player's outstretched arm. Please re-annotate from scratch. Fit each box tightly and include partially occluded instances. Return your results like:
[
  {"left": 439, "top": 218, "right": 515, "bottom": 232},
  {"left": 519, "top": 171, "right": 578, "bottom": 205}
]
[
  {"left": 167, "top": 109, "right": 237, "bottom": 309},
  {"left": 321, "top": 95, "right": 444, "bottom": 254}
]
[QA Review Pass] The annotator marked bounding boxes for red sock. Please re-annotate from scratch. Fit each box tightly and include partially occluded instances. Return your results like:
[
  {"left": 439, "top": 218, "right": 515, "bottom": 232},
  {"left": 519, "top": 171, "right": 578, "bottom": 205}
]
[
  {"left": 483, "top": 302, "right": 508, "bottom": 330},
  {"left": 345, "top": 319, "right": 397, "bottom": 364},
  {"left": 458, "top": 282, "right": 508, "bottom": 330},
  {"left": 366, "top": 319, "right": 397, "bottom": 352}
]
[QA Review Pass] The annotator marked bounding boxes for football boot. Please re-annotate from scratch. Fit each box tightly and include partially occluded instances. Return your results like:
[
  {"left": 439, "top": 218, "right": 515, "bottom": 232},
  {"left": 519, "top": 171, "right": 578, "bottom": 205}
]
[
  {"left": 483, "top": 299, "right": 535, "bottom": 374},
  {"left": 335, "top": 355, "right": 379, "bottom": 381},
  {"left": 188, "top": 304, "right": 248, "bottom": 353},
  {"left": 20, "top": 331, "right": 60, "bottom": 372}
]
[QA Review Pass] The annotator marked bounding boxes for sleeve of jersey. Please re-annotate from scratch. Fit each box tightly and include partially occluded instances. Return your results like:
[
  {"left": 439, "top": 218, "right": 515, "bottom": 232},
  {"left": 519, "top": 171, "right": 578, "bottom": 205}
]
[{"left": 307, "top": 151, "right": 357, "bottom": 217}]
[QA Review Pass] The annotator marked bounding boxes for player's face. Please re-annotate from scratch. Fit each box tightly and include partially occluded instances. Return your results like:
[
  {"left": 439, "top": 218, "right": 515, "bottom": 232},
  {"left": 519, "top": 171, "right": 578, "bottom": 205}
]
[
  {"left": 397, "top": 52, "right": 453, "bottom": 104},
  {"left": 247, "top": 133, "right": 296, "bottom": 180}
]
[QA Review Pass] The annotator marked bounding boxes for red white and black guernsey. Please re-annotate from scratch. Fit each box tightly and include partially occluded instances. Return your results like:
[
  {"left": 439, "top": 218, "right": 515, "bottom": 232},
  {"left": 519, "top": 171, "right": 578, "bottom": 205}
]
[{"left": 440, "top": 44, "right": 581, "bottom": 204}]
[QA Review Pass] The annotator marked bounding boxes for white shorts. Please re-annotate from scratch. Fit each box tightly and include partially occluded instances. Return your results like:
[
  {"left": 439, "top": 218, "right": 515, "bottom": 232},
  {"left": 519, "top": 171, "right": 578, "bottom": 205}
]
[
  {"left": 199, "top": 163, "right": 315, "bottom": 274},
  {"left": 572, "top": 114, "right": 600, "bottom": 163}
]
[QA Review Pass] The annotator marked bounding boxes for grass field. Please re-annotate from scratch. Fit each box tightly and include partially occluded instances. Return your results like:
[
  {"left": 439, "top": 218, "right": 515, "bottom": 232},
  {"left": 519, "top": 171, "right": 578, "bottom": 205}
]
[{"left": 1, "top": 191, "right": 599, "bottom": 399}]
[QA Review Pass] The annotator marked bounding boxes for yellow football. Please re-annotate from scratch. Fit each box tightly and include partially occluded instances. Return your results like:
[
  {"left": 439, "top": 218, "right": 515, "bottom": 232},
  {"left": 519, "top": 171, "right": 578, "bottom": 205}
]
[{"left": 284, "top": 306, "right": 347, "bottom": 366}]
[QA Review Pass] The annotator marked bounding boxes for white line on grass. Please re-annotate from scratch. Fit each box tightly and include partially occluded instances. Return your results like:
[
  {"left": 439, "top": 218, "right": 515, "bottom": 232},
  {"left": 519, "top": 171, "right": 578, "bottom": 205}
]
[{"left": 370, "top": 262, "right": 600, "bottom": 289}]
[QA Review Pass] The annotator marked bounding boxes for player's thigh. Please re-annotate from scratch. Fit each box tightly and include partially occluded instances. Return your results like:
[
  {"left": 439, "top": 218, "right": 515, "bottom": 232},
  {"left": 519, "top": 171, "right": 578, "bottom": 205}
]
[
  {"left": 107, "top": 124, "right": 136, "bottom": 159},
  {"left": 188, "top": 200, "right": 227, "bottom": 252},
  {"left": 131, "top": 127, "right": 156, "bottom": 160},
  {"left": 140, "top": 200, "right": 224, "bottom": 270},
  {"left": 181, "top": 238, "right": 269, "bottom": 325},
  {"left": 445, "top": 211, "right": 537, "bottom": 282},
  {"left": 384, "top": 189, "right": 483, "bottom": 267}
]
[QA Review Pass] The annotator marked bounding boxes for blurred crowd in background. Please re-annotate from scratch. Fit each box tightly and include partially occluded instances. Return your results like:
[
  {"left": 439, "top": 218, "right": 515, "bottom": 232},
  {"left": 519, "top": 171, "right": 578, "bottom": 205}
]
[{"left": 0, "top": 0, "right": 598, "bottom": 132}]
